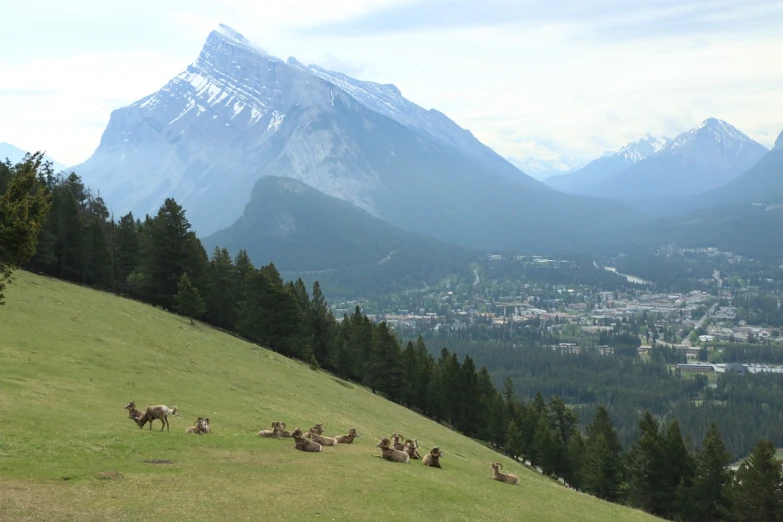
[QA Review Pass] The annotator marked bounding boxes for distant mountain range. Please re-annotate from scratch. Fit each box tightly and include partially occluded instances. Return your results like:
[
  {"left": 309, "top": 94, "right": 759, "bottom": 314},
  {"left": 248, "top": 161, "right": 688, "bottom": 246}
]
[
  {"left": 507, "top": 156, "right": 586, "bottom": 181},
  {"left": 547, "top": 119, "right": 768, "bottom": 202},
  {"left": 204, "top": 176, "right": 475, "bottom": 297},
  {"left": 0, "top": 142, "right": 68, "bottom": 172},
  {"left": 546, "top": 134, "right": 669, "bottom": 194},
  {"left": 629, "top": 128, "right": 783, "bottom": 260},
  {"left": 72, "top": 24, "right": 642, "bottom": 255}
]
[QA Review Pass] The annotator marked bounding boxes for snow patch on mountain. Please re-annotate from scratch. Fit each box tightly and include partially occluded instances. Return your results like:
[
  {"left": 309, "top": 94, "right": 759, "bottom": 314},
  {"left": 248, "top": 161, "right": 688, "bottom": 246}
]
[{"left": 616, "top": 134, "right": 670, "bottom": 162}]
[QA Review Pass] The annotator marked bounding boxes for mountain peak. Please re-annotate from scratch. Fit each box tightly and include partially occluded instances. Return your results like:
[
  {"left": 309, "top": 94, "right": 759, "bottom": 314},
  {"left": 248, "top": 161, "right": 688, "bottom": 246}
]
[
  {"left": 616, "top": 134, "right": 670, "bottom": 162},
  {"left": 774, "top": 129, "right": 783, "bottom": 151},
  {"left": 211, "top": 24, "right": 268, "bottom": 56}
]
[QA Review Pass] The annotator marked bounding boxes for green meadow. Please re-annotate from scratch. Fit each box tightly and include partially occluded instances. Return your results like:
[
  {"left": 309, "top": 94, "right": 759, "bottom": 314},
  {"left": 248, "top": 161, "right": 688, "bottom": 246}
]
[{"left": 0, "top": 272, "right": 658, "bottom": 521}]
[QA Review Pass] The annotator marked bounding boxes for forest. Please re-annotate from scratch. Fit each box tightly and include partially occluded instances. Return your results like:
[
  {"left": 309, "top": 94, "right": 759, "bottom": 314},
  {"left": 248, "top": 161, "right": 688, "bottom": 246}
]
[{"left": 3, "top": 154, "right": 783, "bottom": 521}]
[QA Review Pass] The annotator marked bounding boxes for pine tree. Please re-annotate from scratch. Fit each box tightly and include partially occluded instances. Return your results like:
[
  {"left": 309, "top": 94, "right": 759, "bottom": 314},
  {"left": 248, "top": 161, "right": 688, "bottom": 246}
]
[
  {"left": 662, "top": 420, "right": 694, "bottom": 520},
  {"left": 205, "top": 247, "right": 237, "bottom": 330},
  {"left": 0, "top": 152, "right": 52, "bottom": 304},
  {"left": 112, "top": 212, "right": 139, "bottom": 293},
  {"left": 628, "top": 412, "right": 666, "bottom": 515},
  {"left": 310, "top": 281, "right": 332, "bottom": 367},
  {"left": 582, "top": 406, "right": 624, "bottom": 502},
  {"left": 731, "top": 439, "right": 783, "bottom": 522},
  {"left": 175, "top": 272, "right": 204, "bottom": 324},
  {"left": 683, "top": 422, "right": 733, "bottom": 522}
]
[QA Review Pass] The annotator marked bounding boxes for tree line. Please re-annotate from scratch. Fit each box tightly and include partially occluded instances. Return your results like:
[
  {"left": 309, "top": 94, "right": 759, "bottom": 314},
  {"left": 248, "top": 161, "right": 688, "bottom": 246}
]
[{"left": 3, "top": 155, "right": 783, "bottom": 521}]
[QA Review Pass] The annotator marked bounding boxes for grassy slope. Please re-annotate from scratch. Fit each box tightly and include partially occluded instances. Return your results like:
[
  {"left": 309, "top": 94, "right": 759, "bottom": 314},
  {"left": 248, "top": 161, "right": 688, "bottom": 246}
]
[{"left": 0, "top": 273, "right": 658, "bottom": 521}]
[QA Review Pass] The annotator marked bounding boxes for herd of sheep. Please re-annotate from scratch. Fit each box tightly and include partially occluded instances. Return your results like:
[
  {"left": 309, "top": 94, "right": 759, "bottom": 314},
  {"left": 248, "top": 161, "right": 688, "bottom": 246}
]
[{"left": 123, "top": 400, "right": 518, "bottom": 485}]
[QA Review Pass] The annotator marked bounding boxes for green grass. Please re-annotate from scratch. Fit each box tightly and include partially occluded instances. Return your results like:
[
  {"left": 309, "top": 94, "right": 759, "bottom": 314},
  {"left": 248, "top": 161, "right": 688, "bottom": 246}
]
[{"left": 0, "top": 272, "right": 658, "bottom": 521}]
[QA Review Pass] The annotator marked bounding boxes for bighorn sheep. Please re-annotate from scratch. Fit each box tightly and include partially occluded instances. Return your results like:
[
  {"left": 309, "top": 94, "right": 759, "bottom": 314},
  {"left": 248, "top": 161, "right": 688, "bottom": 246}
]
[
  {"left": 202, "top": 417, "right": 211, "bottom": 434},
  {"left": 258, "top": 421, "right": 285, "bottom": 438},
  {"left": 137, "top": 405, "right": 179, "bottom": 431},
  {"left": 305, "top": 423, "right": 325, "bottom": 439},
  {"left": 123, "top": 400, "right": 144, "bottom": 425},
  {"left": 292, "top": 428, "right": 323, "bottom": 452},
  {"left": 278, "top": 422, "right": 292, "bottom": 438},
  {"left": 403, "top": 439, "right": 422, "bottom": 459},
  {"left": 334, "top": 428, "right": 359, "bottom": 444},
  {"left": 391, "top": 433, "right": 405, "bottom": 451},
  {"left": 490, "top": 462, "right": 519, "bottom": 485},
  {"left": 309, "top": 427, "right": 338, "bottom": 447},
  {"left": 376, "top": 438, "right": 410, "bottom": 463},
  {"left": 423, "top": 446, "right": 443, "bottom": 468},
  {"left": 186, "top": 417, "right": 208, "bottom": 434}
]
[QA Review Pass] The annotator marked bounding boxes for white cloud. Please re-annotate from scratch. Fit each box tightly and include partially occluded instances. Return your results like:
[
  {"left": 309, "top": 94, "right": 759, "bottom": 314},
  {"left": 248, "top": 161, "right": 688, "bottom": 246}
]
[{"left": 0, "top": 0, "right": 781, "bottom": 166}]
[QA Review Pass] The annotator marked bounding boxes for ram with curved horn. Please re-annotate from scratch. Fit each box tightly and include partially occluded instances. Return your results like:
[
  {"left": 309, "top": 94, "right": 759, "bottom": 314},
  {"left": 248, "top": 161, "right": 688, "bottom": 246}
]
[{"left": 490, "top": 462, "right": 519, "bottom": 485}]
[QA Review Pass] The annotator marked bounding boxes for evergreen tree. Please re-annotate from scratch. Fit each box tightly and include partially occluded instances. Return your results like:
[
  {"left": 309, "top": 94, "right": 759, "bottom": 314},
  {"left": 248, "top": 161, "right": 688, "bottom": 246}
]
[
  {"left": 204, "top": 247, "right": 237, "bottom": 330},
  {"left": 582, "top": 406, "right": 624, "bottom": 502},
  {"left": 628, "top": 412, "right": 666, "bottom": 515},
  {"left": 175, "top": 272, "right": 204, "bottom": 324},
  {"left": 0, "top": 152, "right": 52, "bottom": 304},
  {"left": 731, "top": 439, "right": 783, "bottom": 522},
  {"left": 662, "top": 420, "right": 694, "bottom": 520},
  {"left": 310, "top": 281, "right": 332, "bottom": 367},
  {"left": 112, "top": 212, "right": 139, "bottom": 293},
  {"left": 683, "top": 422, "right": 733, "bottom": 522}
]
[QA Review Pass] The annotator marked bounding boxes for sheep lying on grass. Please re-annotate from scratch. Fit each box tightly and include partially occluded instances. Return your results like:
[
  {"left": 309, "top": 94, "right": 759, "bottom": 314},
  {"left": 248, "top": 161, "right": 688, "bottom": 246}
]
[
  {"left": 309, "top": 427, "right": 338, "bottom": 447},
  {"left": 403, "top": 439, "right": 422, "bottom": 460},
  {"left": 186, "top": 417, "right": 209, "bottom": 435},
  {"left": 376, "top": 437, "right": 410, "bottom": 463},
  {"left": 305, "top": 423, "right": 325, "bottom": 439},
  {"left": 137, "top": 405, "right": 179, "bottom": 431},
  {"left": 423, "top": 446, "right": 443, "bottom": 468},
  {"left": 334, "top": 428, "right": 359, "bottom": 444},
  {"left": 391, "top": 433, "right": 405, "bottom": 451},
  {"left": 292, "top": 428, "right": 323, "bottom": 452},
  {"left": 278, "top": 422, "right": 292, "bottom": 438},
  {"left": 490, "top": 462, "right": 519, "bottom": 485},
  {"left": 258, "top": 421, "right": 285, "bottom": 438}
]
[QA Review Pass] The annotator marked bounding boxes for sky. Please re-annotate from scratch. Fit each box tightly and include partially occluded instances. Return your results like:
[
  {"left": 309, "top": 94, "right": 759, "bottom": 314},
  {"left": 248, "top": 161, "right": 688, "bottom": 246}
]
[{"left": 1, "top": 0, "right": 782, "bottom": 168}]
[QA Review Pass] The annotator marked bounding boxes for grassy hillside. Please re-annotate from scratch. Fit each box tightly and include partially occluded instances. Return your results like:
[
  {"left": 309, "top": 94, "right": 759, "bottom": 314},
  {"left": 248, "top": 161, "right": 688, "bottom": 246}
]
[{"left": 0, "top": 273, "right": 657, "bottom": 521}]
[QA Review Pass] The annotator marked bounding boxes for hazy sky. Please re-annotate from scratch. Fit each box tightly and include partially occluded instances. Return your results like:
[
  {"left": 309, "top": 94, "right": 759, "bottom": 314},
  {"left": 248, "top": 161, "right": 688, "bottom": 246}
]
[{"left": 1, "top": 0, "right": 782, "bottom": 166}]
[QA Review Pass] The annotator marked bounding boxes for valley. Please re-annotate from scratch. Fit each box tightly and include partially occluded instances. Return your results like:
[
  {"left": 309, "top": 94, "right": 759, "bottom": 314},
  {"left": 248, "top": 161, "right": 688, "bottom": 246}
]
[{"left": 2, "top": 11, "right": 783, "bottom": 522}]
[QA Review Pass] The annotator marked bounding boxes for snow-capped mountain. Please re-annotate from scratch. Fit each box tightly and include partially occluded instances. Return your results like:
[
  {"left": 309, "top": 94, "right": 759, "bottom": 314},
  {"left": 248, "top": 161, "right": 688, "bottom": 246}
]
[
  {"left": 301, "top": 62, "right": 529, "bottom": 185},
  {"left": 73, "top": 24, "right": 640, "bottom": 252},
  {"left": 507, "top": 156, "right": 585, "bottom": 181},
  {"left": 581, "top": 118, "right": 769, "bottom": 200},
  {"left": 545, "top": 134, "right": 670, "bottom": 194},
  {"left": 0, "top": 142, "right": 68, "bottom": 172}
]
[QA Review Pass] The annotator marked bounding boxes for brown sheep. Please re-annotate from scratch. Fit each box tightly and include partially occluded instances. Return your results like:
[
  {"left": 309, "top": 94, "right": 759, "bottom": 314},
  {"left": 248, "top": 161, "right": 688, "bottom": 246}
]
[
  {"left": 258, "top": 421, "right": 285, "bottom": 438},
  {"left": 292, "top": 428, "right": 323, "bottom": 452},
  {"left": 305, "top": 423, "right": 325, "bottom": 439},
  {"left": 490, "top": 462, "right": 519, "bottom": 485},
  {"left": 186, "top": 417, "right": 208, "bottom": 434},
  {"left": 403, "top": 439, "right": 422, "bottom": 459},
  {"left": 123, "top": 400, "right": 144, "bottom": 425},
  {"left": 278, "top": 422, "right": 292, "bottom": 438},
  {"left": 391, "top": 433, "right": 405, "bottom": 451},
  {"left": 423, "top": 446, "right": 443, "bottom": 468},
  {"left": 334, "top": 428, "right": 359, "bottom": 444},
  {"left": 202, "top": 417, "right": 211, "bottom": 434},
  {"left": 309, "top": 427, "right": 338, "bottom": 447},
  {"left": 376, "top": 437, "right": 410, "bottom": 463},
  {"left": 137, "top": 405, "right": 178, "bottom": 431}
]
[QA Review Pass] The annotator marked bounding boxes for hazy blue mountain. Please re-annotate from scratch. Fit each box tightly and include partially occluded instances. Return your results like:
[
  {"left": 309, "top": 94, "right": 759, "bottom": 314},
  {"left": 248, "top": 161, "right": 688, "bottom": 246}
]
[
  {"left": 583, "top": 119, "right": 768, "bottom": 200},
  {"left": 508, "top": 156, "right": 586, "bottom": 182},
  {"left": 0, "top": 142, "right": 68, "bottom": 172},
  {"left": 545, "top": 134, "right": 669, "bottom": 194},
  {"left": 72, "top": 24, "right": 642, "bottom": 252},
  {"left": 204, "top": 176, "right": 475, "bottom": 297}
]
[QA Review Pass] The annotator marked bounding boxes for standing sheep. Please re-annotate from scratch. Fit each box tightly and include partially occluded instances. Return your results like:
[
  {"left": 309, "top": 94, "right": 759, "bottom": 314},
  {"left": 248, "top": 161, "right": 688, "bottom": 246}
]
[{"left": 137, "top": 405, "right": 178, "bottom": 431}]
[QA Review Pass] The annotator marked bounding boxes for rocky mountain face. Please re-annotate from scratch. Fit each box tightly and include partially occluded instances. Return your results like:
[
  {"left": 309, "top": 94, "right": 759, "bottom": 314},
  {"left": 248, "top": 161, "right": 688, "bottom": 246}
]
[
  {"left": 74, "top": 24, "right": 641, "bottom": 252},
  {"left": 581, "top": 119, "right": 768, "bottom": 200},
  {"left": 545, "top": 134, "right": 670, "bottom": 194}
]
